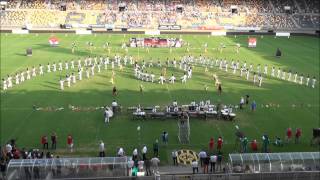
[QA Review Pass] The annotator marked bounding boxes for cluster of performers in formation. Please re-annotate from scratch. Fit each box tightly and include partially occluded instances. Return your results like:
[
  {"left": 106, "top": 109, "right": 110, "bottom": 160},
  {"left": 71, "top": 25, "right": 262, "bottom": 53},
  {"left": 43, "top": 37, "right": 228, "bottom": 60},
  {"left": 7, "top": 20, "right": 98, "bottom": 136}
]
[{"left": 1, "top": 54, "right": 318, "bottom": 91}]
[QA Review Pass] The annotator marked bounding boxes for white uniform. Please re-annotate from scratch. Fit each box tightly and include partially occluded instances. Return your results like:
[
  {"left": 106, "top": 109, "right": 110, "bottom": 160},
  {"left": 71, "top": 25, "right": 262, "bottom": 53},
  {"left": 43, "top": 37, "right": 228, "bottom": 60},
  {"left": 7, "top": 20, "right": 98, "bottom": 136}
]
[
  {"left": 53, "top": 63, "right": 57, "bottom": 72},
  {"left": 181, "top": 74, "right": 187, "bottom": 83},
  {"left": 86, "top": 69, "right": 90, "bottom": 78},
  {"left": 264, "top": 65, "right": 268, "bottom": 75},
  {"left": 97, "top": 63, "right": 101, "bottom": 73},
  {"left": 15, "top": 74, "right": 20, "bottom": 84},
  {"left": 32, "top": 67, "right": 36, "bottom": 77},
  {"left": 150, "top": 74, "right": 155, "bottom": 83},
  {"left": 246, "top": 69, "right": 250, "bottom": 80},
  {"left": 281, "top": 71, "right": 286, "bottom": 80},
  {"left": 2, "top": 79, "right": 7, "bottom": 90},
  {"left": 306, "top": 77, "right": 310, "bottom": 86},
  {"left": 39, "top": 65, "right": 44, "bottom": 75},
  {"left": 20, "top": 72, "right": 25, "bottom": 82},
  {"left": 78, "top": 60, "right": 82, "bottom": 68},
  {"left": 72, "top": 74, "right": 76, "bottom": 84},
  {"left": 312, "top": 78, "right": 316, "bottom": 88},
  {"left": 65, "top": 62, "right": 69, "bottom": 70},
  {"left": 277, "top": 69, "right": 281, "bottom": 78},
  {"left": 159, "top": 76, "right": 165, "bottom": 85},
  {"left": 187, "top": 69, "right": 192, "bottom": 78},
  {"left": 299, "top": 75, "right": 303, "bottom": 85},
  {"left": 26, "top": 70, "right": 31, "bottom": 80},
  {"left": 104, "top": 60, "right": 108, "bottom": 69},
  {"left": 169, "top": 76, "right": 176, "bottom": 84},
  {"left": 60, "top": 79, "right": 64, "bottom": 90},
  {"left": 253, "top": 74, "right": 257, "bottom": 84},
  {"left": 71, "top": 61, "right": 75, "bottom": 69},
  {"left": 225, "top": 63, "right": 228, "bottom": 72},
  {"left": 271, "top": 67, "right": 275, "bottom": 77},
  {"left": 78, "top": 70, "right": 82, "bottom": 80},
  {"left": 91, "top": 66, "right": 95, "bottom": 76},
  {"left": 258, "top": 75, "right": 263, "bottom": 87},
  {"left": 294, "top": 73, "right": 298, "bottom": 83},
  {"left": 47, "top": 64, "right": 51, "bottom": 73},
  {"left": 7, "top": 76, "right": 13, "bottom": 88},
  {"left": 58, "top": 62, "right": 63, "bottom": 71},
  {"left": 67, "top": 76, "right": 71, "bottom": 87},
  {"left": 287, "top": 72, "right": 292, "bottom": 81}
]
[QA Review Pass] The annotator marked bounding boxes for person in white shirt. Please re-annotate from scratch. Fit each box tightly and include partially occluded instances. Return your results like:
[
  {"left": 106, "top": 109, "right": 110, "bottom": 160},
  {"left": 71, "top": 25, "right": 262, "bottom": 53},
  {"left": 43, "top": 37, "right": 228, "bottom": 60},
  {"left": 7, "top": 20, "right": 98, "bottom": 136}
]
[
  {"left": 66, "top": 75, "right": 71, "bottom": 87},
  {"left": 59, "top": 78, "right": 64, "bottom": 90},
  {"left": 91, "top": 65, "right": 95, "bottom": 76},
  {"left": 312, "top": 77, "right": 316, "bottom": 88},
  {"left": 264, "top": 65, "right": 268, "bottom": 75},
  {"left": 104, "top": 59, "right": 108, "bottom": 70},
  {"left": 65, "top": 61, "right": 69, "bottom": 70},
  {"left": 53, "top": 62, "right": 57, "bottom": 72},
  {"left": 150, "top": 73, "right": 155, "bottom": 83},
  {"left": 32, "top": 66, "right": 36, "bottom": 77},
  {"left": 132, "top": 148, "right": 138, "bottom": 160},
  {"left": 58, "top": 61, "right": 63, "bottom": 71},
  {"left": 72, "top": 73, "right": 76, "bottom": 84},
  {"left": 294, "top": 72, "right": 298, "bottom": 83},
  {"left": 258, "top": 74, "right": 263, "bottom": 87},
  {"left": 187, "top": 68, "right": 192, "bottom": 78},
  {"left": 97, "top": 62, "right": 101, "bottom": 73},
  {"left": 299, "top": 74, "right": 304, "bottom": 85},
  {"left": 232, "top": 64, "right": 237, "bottom": 74},
  {"left": 26, "top": 68, "right": 31, "bottom": 80},
  {"left": 7, "top": 75, "right": 12, "bottom": 88},
  {"left": 306, "top": 75, "right": 310, "bottom": 86},
  {"left": 78, "top": 69, "right": 82, "bottom": 81},
  {"left": 225, "top": 62, "right": 228, "bottom": 72},
  {"left": 142, "top": 145, "right": 147, "bottom": 160},
  {"left": 99, "top": 140, "right": 105, "bottom": 157},
  {"left": 47, "top": 63, "right": 51, "bottom": 73},
  {"left": 20, "top": 72, "right": 25, "bottom": 82},
  {"left": 15, "top": 73, "right": 20, "bottom": 85},
  {"left": 118, "top": 147, "right": 125, "bottom": 157},
  {"left": 78, "top": 59, "right": 82, "bottom": 68},
  {"left": 39, "top": 64, "right": 44, "bottom": 75},
  {"left": 281, "top": 70, "right": 286, "bottom": 80},
  {"left": 192, "top": 160, "right": 199, "bottom": 174},
  {"left": 2, "top": 78, "right": 7, "bottom": 91},
  {"left": 181, "top": 73, "right": 187, "bottom": 83},
  {"left": 71, "top": 60, "right": 75, "bottom": 69},
  {"left": 169, "top": 74, "right": 176, "bottom": 84},
  {"left": 86, "top": 68, "right": 90, "bottom": 78},
  {"left": 287, "top": 70, "right": 292, "bottom": 81},
  {"left": 159, "top": 74, "right": 165, "bottom": 85},
  {"left": 271, "top": 67, "right": 275, "bottom": 77},
  {"left": 104, "top": 109, "right": 110, "bottom": 123},
  {"left": 246, "top": 69, "right": 250, "bottom": 80},
  {"left": 210, "top": 154, "right": 217, "bottom": 172},
  {"left": 277, "top": 68, "right": 281, "bottom": 78}
]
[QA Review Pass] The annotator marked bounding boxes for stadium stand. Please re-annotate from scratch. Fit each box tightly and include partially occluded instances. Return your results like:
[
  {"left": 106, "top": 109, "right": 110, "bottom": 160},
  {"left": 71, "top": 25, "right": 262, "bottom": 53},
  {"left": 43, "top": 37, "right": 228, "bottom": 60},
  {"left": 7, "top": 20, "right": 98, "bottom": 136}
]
[{"left": 0, "top": 0, "right": 319, "bottom": 30}]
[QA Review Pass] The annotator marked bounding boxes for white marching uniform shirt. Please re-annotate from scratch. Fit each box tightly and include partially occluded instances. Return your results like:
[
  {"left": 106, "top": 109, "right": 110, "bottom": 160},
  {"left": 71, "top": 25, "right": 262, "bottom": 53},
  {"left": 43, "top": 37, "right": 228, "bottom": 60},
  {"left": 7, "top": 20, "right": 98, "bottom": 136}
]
[
  {"left": 86, "top": 69, "right": 90, "bottom": 78},
  {"left": 258, "top": 75, "right": 263, "bottom": 87},
  {"left": 225, "top": 63, "right": 228, "bottom": 72},
  {"left": 169, "top": 76, "right": 176, "bottom": 84},
  {"left": 150, "top": 74, "right": 155, "bottom": 83},
  {"left": 78, "top": 70, "right": 82, "bottom": 80},
  {"left": 294, "top": 73, "right": 298, "bottom": 83},
  {"left": 159, "top": 76, "right": 165, "bottom": 85},
  {"left": 15, "top": 74, "right": 20, "bottom": 84},
  {"left": 271, "top": 68, "right": 275, "bottom": 77},
  {"left": 20, "top": 72, "right": 25, "bottom": 82},
  {"left": 104, "top": 60, "right": 108, "bottom": 69},
  {"left": 32, "top": 67, "right": 36, "bottom": 77},
  {"left": 287, "top": 72, "right": 292, "bottom": 81},
  {"left": 53, "top": 63, "right": 57, "bottom": 72},
  {"left": 72, "top": 75, "right": 76, "bottom": 84},
  {"left": 277, "top": 69, "right": 281, "bottom": 78},
  {"left": 26, "top": 70, "right": 31, "bottom": 80},
  {"left": 60, "top": 79, "right": 64, "bottom": 90},
  {"left": 7, "top": 77, "right": 12, "bottom": 88},
  {"left": 181, "top": 74, "right": 187, "bottom": 83},
  {"left": 78, "top": 60, "right": 82, "bottom": 68},
  {"left": 312, "top": 78, "right": 316, "bottom": 88},
  {"left": 3, "top": 80, "right": 7, "bottom": 90},
  {"left": 58, "top": 62, "right": 63, "bottom": 71},
  {"left": 281, "top": 71, "right": 286, "bottom": 80},
  {"left": 47, "top": 64, "right": 51, "bottom": 72},
  {"left": 187, "top": 69, "right": 192, "bottom": 78},
  {"left": 253, "top": 74, "right": 257, "bottom": 84},
  {"left": 65, "top": 62, "right": 69, "bottom": 70},
  {"left": 246, "top": 70, "right": 250, "bottom": 80},
  {"left": 97, "top": 64, "right": 101, "bottom": 73},
  {"left": 91, "top": 66, "right": 95, "bottom": 76},
  {"left": 299, "top": 76, "right": 303, "bottom": 85},
  {"left": 71, "top": 61, "right": 75, "bottom": 69},
  {"left": 264, "top": 66, "right": 268, "bottom": 75},
  {"left": 306, "top": 77, "right": 310, "bottom": 86},
  {"left": 67, "top": 76, "right": 71, "bottom": 87}
]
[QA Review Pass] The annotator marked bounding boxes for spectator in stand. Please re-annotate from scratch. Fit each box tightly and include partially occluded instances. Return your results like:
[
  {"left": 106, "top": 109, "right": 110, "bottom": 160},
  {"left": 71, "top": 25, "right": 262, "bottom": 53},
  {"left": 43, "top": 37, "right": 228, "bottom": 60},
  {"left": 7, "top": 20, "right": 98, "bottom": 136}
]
[
  {"left": 145, "top": 158, "right": 152, "bottom": 176},
  {"left": 295, "top": 128, "right": 302, "bottom": 144},
  {"left": 142, "top": 145, "right": 147, "bottom": 161},
  {"left": 41, "top": 135, "right": 48, "bottom": 150},
  {"left": 99, "top": 140, "right": 105, "bottom": 157},
  {"left": 192, "top": 159, "right": 199, "bottom": 174},
  {"left": 153, "top": 139, "right": 159, "bottom": 157},
  {"left": 67, "top": 134, "right": 73, "bottom": 152},
  {"left": 217, "top": 153, "right": 223, "bottom": 171},
  {"left": 150, "top": 156, "right": 160, "bottom": 172},
  {"left": 250, "top": 139, "right": 258, "bottom": 152},
  {"left": 51, "top": 132, "right": 57, "bottom": 150},
  {"left": 209, "top": 137, "right": 214, "bottom": 152},
  {"left": 203, "top": 155, "right": 210, "bottom": 173},
  {"left": 171, "top": 150, "right": 178, "bottom": 166},
  {"left": 198, "top": 150, "right": 207, "bottom": 167},
  {"left": 210, "top": 154, "right": 217, "bottom": 173},
  {"left": 286, "top": 128, "right": 292, "bottom": 143},
  {"left": 217, "top": 136, "right": 223, "bottom": 153}
]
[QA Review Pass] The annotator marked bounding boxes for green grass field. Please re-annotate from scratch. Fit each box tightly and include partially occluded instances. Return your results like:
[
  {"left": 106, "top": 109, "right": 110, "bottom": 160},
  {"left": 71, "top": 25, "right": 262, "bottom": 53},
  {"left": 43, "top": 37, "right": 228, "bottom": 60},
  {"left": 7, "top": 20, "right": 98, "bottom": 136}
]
[{"left": 0, "top": 33, "right": 319, "bottom": 164}]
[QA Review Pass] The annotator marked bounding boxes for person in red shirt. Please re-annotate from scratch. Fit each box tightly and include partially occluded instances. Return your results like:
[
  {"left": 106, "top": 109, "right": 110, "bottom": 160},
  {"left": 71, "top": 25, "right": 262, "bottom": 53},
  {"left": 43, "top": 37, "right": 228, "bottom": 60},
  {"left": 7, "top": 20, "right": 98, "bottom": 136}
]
[
  {"left": 209, "top": 137, "right": 214, "bottom": 152},
  {"left": 217, "top": 136, "right": 223, "bottom": 152},
  {"left": 250, "top": 139, "right": 258, "bottom": 152},
  {"left": 286, "top": 128, "right": 292, "bottom": 143},
  {"left": 41, "top": 135, "right": 48, "bottom": 150},
  {"left": 295, "top": 128, "right": 302, "bottom": 144},
  {"left": 67, "top": 134, "right": 74, "bottom": 152}
]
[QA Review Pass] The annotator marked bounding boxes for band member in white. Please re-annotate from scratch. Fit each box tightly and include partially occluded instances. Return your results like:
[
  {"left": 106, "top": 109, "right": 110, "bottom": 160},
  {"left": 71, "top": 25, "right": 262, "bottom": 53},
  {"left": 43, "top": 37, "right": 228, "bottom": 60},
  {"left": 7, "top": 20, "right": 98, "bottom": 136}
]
[
  {"left": 169, "top": 74, "right": 176, "bottom": 84},
  {"left": 60, "top": 78, "right": 64, "bottom": 90}
]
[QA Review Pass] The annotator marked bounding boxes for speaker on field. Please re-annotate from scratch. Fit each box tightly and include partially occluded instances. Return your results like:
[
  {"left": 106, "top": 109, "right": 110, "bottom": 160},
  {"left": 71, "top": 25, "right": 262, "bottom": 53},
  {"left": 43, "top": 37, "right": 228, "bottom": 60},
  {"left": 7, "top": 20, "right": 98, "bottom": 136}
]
[
  {"left": 275, "top": 48, "right": 281, "bottom": 58},
  {"left": 26, "top": 48, "right": 32, "bottom": 56}
]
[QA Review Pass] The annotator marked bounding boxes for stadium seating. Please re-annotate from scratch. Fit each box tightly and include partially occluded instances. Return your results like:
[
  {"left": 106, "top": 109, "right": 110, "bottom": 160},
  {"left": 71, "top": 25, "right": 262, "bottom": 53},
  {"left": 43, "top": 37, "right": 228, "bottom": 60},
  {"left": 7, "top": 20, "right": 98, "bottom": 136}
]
[{"left": 1, "top": 0, "right": 319, "bottom": 30}]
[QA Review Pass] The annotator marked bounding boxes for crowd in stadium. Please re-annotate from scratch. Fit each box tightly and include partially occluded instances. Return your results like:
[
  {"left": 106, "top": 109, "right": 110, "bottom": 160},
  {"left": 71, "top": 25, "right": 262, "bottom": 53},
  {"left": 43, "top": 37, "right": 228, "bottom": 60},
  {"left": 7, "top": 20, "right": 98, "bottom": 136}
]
[{"left": 1, "top": 0, "right": 319, "bottom": 29}]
